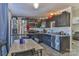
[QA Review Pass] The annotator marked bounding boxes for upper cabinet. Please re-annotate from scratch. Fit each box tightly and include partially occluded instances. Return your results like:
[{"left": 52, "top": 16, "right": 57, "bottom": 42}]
[
  {"left": 55, "top": 11, "right": 70, "bottom": 27},
  {"left": 16, "top": 11, "right": 70, "bottom": 28}
]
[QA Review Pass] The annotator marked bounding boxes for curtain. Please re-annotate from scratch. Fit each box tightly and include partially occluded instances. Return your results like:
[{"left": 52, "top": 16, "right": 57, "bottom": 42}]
[{"left": 0, "top": 3, "right": 8, "bottom": 56}]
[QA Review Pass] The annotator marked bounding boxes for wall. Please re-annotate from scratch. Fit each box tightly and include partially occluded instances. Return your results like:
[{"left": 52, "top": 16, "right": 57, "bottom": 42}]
[
  {"left": 72, "top": 8, "right": 79, "bottom": 17},
  {"left": 72, "top": 8, "right": 79, "bottom": 33},
  {"left": 72, "top": 24, "right": 79, "bottom": 33}
]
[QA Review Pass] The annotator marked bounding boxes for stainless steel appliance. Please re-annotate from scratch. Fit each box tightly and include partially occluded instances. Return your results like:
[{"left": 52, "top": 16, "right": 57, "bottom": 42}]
[{"left": 54, "top": 35, "right": 60, "bottom": 51}]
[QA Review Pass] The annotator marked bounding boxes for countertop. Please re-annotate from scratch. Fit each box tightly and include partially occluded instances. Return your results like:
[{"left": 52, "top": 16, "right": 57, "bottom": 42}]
[{"left": 28, "top": 32, "right": 70, "bottom": 37}]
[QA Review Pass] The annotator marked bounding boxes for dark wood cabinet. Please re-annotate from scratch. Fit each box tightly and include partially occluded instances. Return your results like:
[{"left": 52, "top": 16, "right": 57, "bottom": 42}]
[
  {"left": 41, "top": 35, "right": 70, "bottom": 53},
  {"left": 30, "top": 33, "right": 70, "bottom": 53},
  {"left": 42, "top": 34, "right": 51, "bottom": 47},
  {"left": 55, "top": 11, "right": 70, "bottom": 27},
  {"left": 60, "top": 36, "right": 70, "bottom": 53}
]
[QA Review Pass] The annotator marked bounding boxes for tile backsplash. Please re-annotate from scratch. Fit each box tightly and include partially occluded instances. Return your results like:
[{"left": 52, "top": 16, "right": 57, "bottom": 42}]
[
  {"left": 30, "top": 27, "right": 71, "bottom": 35},
  {"left": 49, "top": 27, "right": 71, "bottom": 35}
]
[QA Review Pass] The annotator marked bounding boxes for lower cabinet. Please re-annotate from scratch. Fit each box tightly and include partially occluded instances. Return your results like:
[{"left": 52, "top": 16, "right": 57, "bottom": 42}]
[
  {"left": 42, "top": 35, "right": 51, "bottom": 47},
  {"left": 60, "top": 36, "right": 70, "bottom": 53},
  {"left": 33, "top": 34, "right": 43, "bottom": 43},
  {"left": 37, "top": 34, "right": 43, "bottom": 43},
  {"left": 51, "top": 35, "right": 70, "bottom": 53},
  {"left": 33, "top": 33, "right": 70, "bottom": 53}
]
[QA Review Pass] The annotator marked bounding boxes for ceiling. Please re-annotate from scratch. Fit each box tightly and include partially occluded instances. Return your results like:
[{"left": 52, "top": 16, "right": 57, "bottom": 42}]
[{"left": 8, "top": 3, "right": 79, "bottom": 17}]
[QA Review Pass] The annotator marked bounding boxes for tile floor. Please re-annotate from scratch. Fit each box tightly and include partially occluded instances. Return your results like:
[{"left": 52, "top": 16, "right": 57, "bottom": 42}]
[{"left": 40, "top": 40, "right": 79, "bottom": 56}]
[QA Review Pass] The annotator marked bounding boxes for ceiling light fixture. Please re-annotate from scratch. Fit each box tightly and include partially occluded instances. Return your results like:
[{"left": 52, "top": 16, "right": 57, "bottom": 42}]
[
  {"left": 33, "top": 3, "right": 39, "bottom": 9},
  {"left": 50, "top": 13, "right": 54, "bottom": 16}
]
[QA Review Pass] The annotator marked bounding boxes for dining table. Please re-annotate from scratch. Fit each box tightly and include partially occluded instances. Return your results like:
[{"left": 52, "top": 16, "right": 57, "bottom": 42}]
[{"left": 8, "top": 39, "right": 44, "bottom": 56}]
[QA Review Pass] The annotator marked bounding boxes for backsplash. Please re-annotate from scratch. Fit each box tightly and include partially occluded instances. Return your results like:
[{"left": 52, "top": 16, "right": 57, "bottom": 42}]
[
  {"left": 48, "top": 27, "right": 71, "bottom": 35},
  {"left": 30, "top": 27, "right": 71, "bottom": 35}
]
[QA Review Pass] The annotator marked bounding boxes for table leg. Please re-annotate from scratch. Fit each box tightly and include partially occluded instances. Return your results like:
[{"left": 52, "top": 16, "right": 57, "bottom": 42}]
[
  {"left": 11, "top": 53, "right": 16, "bottom": 56},
  {"left": 39, "top": 49, "right": 42, "bottom": 56},
  {"left": 0, "top": 48, "right": 2, "bottom": 56}
]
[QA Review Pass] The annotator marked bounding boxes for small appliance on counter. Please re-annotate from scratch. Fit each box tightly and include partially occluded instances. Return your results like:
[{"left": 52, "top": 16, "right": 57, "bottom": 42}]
[
  {"left": 59, "top": 31, "right": 66, "bottom": 35},
  {"left": 20, "top": 38, "right": 25, "bottom": 44},
  {"left": 43, "top": 29, "right": 47, "bottom": 33}
]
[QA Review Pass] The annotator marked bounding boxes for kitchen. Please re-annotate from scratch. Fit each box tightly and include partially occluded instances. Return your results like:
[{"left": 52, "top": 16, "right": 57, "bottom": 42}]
[{"left": 0, "top": 3, "right": 72, "bottom": 56}]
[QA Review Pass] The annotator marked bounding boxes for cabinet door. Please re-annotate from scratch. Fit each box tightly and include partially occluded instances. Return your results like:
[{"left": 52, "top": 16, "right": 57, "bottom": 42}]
[
  {"left": 46, "top": 40, "right": 51, "bottom": 47},
  {"left": 55, "top": 11, "right": 70, "bottom": 27},
  {"left": 60, "top": 11, "right": 70, "bottom": 26},
  {"left": 55, "top": 15, "right": 60, "bottom": 27},
  {"left": 38, "top": 34, "right": 43, "bottom": 42},
  {"left": 42, "top": 35, "right": 51, "bottom": 46},
  {"left": 42, "top": 35, "right": 46, "bottom": 44},
  {"left": 60, "top": 36, "right": 70, "bottom": 52},
  {"left": 43, "top": 35, "right": 47, "bottom": 44},
  {"left": 46, "top": 35, "right": 51, "bottom": 46}
]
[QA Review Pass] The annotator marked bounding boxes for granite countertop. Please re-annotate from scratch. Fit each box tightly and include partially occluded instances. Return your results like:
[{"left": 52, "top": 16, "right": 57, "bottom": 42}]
[
  {"left": 46, "top": 33, "right": 69, "bottom": 36},
  {"left": 28, "top": 32, "right": 70, "bottom": 37}
]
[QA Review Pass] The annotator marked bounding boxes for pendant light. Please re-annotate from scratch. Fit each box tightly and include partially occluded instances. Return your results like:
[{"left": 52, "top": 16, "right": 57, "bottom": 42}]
[{"left": 33, "top": 3, "right": 39, "bottom": 9}]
